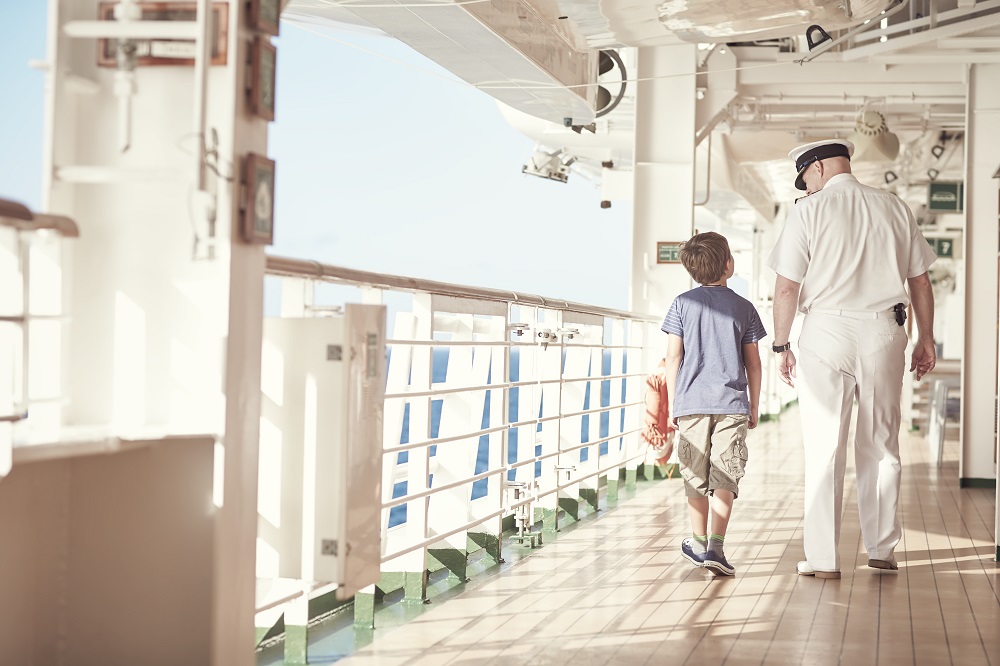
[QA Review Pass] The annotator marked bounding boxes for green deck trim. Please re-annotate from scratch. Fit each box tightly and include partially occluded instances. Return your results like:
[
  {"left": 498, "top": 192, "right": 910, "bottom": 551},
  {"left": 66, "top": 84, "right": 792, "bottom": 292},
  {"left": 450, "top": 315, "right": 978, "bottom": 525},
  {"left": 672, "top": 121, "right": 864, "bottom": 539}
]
[
  {"left": 558, "top": 497, "right": 580, "bottom": 524},
  {"left": 255, "top": 615, "right": 284, "bottom": 647},
  {"left": 625, "top": 467, "right": 638, "bottom": 490},
  {"left": 468, "top": 531, "right": 502, "bottom": 564},
  {"left": 959, "top": 477, "right": 995, "bottom": 489},
  {"left": 428, "top": 547, "right": 470, "bottom": 582},
  {"left": 376, "top": 571, "right": 426, "bottom": 602},
  {"left": 580, "top": 487, "right": 599, "bottom": 511},
  {"left": 535, "top": 506, "right": 560, "bottom": 534},
  {"left": 996, "top": 545, "right": 1000, "bottom": 563},
  {"left": 641, "top": 463, "right": 656, "bottom": 482},
  {"left": 606, "top": 477, "right": 620, "bottom": 502},
  {"left": 283, "top": 624, "right": 307, "bottom": 664},
  {"left": 501, "top": 514, "right": 516, "bottom": 532},
  {"left": 354, "top": 591, "right": 376, "bottom": 629}
]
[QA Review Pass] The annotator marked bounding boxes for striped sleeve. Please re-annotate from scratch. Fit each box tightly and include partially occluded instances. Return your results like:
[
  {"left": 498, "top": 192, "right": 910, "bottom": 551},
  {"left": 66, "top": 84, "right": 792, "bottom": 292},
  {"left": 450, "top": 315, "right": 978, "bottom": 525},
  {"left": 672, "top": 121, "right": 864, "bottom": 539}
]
[
  {"left": 742, "top": 307, "right": 767, "bottom": 344},
  {"left": 661, "top": 299, "right": 683, "bottom": 336}
]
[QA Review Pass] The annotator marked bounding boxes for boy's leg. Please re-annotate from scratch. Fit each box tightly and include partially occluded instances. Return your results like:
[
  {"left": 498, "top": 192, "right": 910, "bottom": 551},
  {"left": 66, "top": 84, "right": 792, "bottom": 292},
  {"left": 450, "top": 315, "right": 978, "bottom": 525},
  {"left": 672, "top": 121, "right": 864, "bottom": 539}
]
[
  {"left": 677, "top": 416, "right": 712, "bottom": 567},
  {"left": 704, "top": 416, "right": 747, "bottom": 576},
  {"left": 688, "top": 496, "right": 709, "bottom": 536},
  {"left": 710, "top": 489, "right": 735, "bottom": 537}
]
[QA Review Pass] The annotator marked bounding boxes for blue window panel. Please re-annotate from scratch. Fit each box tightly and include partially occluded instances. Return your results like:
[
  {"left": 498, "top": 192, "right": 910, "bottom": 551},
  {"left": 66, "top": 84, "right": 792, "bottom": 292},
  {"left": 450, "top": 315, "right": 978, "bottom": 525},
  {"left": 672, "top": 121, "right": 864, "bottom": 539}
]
[
  {"left": 534, "top": 461, "right": 541, "bottom": 477},
  {"left": 430, "top": 399, "right": 442, "bottom": 439},
  {"left": 388, "top": 481, "right": 407, "bottom": 527},
  {"left": 432, "top": 348, "right": 449, "bottom": 383},
  {"left": 471, "top": 433, "right": 490, "bottom": 500},
  {"left": 580, "top": 447, "right": 589, "bottom": 462}
]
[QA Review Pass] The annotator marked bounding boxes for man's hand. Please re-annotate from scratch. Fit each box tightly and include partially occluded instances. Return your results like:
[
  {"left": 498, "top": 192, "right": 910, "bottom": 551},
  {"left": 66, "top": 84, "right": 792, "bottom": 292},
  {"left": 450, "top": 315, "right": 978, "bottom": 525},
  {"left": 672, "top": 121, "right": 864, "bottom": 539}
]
[
  {"left": 748, "top": 408, "right": 759, "bottom": 429},
  {"left": 778, "top": 350, "right": 797, "bottom": 387},
  {"left": 910, "top": 338, "right": 936, "bottom": 381}
]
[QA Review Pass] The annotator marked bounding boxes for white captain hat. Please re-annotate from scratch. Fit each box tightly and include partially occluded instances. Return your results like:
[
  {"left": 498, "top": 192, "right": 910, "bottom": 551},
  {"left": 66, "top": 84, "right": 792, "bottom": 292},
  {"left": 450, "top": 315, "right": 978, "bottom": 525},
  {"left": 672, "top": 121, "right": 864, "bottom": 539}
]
[{"left": 789, "top": 139, "right": 855, "bottom": 191}]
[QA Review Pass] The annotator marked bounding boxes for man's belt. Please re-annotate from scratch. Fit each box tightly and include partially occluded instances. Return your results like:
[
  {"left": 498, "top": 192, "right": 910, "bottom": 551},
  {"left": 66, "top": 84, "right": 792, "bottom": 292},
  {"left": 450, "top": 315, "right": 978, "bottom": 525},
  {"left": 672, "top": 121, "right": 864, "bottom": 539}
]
[{"left": 808, "top": 304, "right": 906, "bottom": 327}]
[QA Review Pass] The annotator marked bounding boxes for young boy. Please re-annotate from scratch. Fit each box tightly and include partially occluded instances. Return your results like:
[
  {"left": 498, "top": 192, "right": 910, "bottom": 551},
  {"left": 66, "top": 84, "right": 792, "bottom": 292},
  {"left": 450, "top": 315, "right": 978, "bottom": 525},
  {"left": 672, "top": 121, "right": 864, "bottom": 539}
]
[{"left": 662, "top": 232, "right": 765, "bottom": 576}]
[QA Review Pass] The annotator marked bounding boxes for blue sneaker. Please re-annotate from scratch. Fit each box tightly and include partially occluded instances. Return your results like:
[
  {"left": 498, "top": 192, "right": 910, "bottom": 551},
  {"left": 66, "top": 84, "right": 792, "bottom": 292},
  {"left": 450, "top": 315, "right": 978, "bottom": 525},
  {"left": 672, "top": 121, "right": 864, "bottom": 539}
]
[
  {"left": 703, "top": 551, "right": 735, "bottom": 576},
  {"left": 681, "top": 538, "right": 707, "bottom": 567}
]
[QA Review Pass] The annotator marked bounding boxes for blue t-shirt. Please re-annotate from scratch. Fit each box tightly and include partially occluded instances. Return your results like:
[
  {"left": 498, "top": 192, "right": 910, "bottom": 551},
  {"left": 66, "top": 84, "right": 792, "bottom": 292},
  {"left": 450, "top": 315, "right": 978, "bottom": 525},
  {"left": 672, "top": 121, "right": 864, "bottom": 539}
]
[{"left": 661, "top": 286, "right": 767, "bottom": 417}]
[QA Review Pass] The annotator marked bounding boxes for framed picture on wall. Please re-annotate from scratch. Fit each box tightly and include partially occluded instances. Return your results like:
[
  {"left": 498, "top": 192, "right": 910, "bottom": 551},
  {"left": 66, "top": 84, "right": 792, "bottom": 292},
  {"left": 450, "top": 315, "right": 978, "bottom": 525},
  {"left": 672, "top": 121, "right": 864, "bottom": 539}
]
[
  {"left": 242, "top": 153, "right": 275, "bottom": 245},
  {"left": 248, "top": 0, "right": 280, "bottom": 35},
  {"left": 97, "top": 2, "right": 230, "bottom": 67},
  {"left": 249, "top": 36, "right": 276, "bottom": 121}
]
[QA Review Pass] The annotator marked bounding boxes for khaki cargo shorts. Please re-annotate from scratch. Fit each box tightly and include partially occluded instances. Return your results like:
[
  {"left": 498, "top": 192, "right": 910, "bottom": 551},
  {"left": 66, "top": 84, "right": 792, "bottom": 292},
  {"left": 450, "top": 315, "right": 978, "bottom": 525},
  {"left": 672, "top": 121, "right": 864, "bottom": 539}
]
[{"left": 676, "top": 414, "right": 749, "bottom": 498}]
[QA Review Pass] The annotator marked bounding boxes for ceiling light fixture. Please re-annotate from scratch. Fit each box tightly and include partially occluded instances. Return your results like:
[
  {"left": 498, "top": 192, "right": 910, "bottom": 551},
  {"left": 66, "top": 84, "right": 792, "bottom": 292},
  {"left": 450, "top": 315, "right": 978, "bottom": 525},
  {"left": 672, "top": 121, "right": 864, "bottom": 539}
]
[{"left": 849, "top": 109, "right": 900, "bottom": 162}]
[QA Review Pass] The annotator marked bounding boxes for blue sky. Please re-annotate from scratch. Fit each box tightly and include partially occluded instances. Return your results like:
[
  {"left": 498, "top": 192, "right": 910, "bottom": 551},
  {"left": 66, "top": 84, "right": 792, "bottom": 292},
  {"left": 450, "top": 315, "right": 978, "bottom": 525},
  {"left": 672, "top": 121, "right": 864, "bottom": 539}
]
[{"left": 0, "top": 7, "right": 631, "bottom": 309}]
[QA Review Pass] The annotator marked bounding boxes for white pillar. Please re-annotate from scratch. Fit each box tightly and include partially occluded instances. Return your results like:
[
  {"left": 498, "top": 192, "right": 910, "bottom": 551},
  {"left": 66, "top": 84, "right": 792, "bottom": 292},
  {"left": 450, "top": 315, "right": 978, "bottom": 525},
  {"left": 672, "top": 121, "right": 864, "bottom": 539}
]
[
  {"left": 961, "top": 64, "right": 1000, "bottom": 489},
  {"left": 630, "top": 45, "right": 697, "bottom": 319}
]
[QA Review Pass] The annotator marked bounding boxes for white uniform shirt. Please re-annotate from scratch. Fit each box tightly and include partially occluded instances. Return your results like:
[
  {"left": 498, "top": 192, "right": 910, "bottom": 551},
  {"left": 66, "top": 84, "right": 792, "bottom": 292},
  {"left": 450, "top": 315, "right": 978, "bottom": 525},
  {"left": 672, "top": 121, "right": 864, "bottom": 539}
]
[{"left": 767, "top": 173, "right": 937, "bottom": 313}]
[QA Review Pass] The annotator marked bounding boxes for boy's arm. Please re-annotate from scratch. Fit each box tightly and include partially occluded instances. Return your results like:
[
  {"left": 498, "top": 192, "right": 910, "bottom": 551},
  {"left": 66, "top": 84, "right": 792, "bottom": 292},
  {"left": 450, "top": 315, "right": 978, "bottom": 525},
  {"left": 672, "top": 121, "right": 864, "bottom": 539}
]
[
  {"left": 743, "top": 342, "right": 762, "bottom": 429},
  {"left": 664, "top": 334, "right": 684, "bottom": 425}
]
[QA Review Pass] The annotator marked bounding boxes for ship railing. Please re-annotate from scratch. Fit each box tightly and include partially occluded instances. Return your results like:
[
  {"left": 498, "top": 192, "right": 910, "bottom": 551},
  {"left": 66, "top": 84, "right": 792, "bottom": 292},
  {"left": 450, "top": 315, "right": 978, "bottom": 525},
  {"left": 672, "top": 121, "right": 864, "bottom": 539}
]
[{"left": 264, "top": 255, "right": 664, "bottom": 601}]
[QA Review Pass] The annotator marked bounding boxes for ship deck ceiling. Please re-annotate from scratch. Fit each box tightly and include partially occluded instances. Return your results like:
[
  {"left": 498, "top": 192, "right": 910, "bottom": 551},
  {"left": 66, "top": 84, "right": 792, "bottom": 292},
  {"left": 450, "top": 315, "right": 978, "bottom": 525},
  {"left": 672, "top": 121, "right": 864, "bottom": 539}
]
[{"left": 318, "top": 404, "right": 998, "bottom": 666}]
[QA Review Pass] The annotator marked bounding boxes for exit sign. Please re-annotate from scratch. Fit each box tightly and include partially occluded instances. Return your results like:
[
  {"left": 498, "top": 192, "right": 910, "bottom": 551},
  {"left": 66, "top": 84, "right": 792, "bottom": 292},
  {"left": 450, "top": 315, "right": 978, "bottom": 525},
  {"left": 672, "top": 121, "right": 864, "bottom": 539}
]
[
  {"left": 928, "top": 182, "right": 963, "bottom": 212},
  {"left": 657, "top": 242, "right": 683, "bottom": 264}
]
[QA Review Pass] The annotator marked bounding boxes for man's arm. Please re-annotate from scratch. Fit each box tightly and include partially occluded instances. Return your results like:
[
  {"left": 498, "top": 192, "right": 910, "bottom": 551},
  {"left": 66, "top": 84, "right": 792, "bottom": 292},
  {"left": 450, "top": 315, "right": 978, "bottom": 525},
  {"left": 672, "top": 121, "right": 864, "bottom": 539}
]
[
  {"left": 907, "top": 271, "right": 936, "bottom": 380},
  {"left": 773, "top": 275, "right": 802, "bottom": 387},
  {"left": 664, "top": 334, "right": 684, "bottom": 425},
  {"left": 743, "top": 342, "right": 761, "bottom": 428}
]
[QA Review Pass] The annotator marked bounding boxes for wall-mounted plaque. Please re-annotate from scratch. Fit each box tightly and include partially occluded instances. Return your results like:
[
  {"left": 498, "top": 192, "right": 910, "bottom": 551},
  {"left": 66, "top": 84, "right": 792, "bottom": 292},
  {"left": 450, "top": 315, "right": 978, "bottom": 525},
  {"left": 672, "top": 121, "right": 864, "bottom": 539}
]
[{"left": 242, "top": 153, "right": 275, "bottom": 245}]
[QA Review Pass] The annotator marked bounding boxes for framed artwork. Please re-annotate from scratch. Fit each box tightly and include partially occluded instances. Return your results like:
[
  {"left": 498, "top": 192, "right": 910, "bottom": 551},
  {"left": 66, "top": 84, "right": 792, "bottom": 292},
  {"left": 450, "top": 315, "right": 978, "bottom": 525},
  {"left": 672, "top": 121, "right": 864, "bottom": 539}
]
[
  {"left": 248, "top": 0, "right": 280, "bottom": 35},
  {"left": 242, "top": 153, "right": 275, "bottom": 245},
  {"left": 249, "top": 36, "right": 277, "bottom": 121},
  {"left": 97, "top": 2, "right": 229, "bottom": 67}
]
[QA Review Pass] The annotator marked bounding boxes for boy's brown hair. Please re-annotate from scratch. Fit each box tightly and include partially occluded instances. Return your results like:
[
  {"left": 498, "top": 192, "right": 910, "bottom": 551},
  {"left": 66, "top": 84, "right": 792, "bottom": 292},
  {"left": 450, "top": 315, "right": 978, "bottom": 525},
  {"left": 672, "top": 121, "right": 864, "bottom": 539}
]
[{"left": 679, "top": 232, "right": 731, "bottom": 285}]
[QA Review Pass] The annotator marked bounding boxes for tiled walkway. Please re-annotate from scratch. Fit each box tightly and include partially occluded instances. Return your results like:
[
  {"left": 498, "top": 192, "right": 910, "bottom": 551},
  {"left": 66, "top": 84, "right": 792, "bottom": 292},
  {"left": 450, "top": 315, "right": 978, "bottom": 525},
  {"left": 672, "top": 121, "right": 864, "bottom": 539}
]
[{"left": 335, "top": 405, "right": 999, "bottom": 665}]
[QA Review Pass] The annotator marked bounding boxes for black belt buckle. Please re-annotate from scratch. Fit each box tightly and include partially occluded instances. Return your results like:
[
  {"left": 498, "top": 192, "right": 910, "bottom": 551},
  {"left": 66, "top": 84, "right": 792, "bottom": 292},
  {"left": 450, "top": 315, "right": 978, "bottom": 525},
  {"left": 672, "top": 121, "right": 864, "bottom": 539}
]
[{"left": 892, "top": 303, "right": 906, "bottom": 326}]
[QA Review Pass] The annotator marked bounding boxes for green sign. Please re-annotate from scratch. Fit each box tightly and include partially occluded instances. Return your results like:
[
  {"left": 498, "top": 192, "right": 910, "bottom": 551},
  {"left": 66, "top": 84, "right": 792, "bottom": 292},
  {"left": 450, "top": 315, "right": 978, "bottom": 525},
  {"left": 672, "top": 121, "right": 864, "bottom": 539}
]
[
  {"left": 657, "top": 241, "right": 682, "bottom": 264},
  {"left": 928, "top": 182, "right": 964, "bottom": 212},
  {"left": 926, "top": 237, "right": 955, "bottom": 258}
]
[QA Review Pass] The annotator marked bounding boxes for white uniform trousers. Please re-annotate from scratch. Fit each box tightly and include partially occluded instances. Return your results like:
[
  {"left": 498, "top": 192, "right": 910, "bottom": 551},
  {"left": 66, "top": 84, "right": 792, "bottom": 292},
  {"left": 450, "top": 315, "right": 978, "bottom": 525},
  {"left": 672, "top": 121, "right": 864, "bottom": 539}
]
[{"left": 796, "top": 310, "right": 907, "bottom": 571}]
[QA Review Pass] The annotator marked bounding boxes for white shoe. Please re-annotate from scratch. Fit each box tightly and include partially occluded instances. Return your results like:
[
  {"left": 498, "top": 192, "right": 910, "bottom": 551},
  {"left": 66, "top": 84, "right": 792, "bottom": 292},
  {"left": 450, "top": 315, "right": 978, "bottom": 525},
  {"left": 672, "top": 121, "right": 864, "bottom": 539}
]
[
  {"left": 796, "top": 561, "right": 841, "bottom": 579},
  {"left": 868, "top": 554, "right": 898, "bottom": 571}
]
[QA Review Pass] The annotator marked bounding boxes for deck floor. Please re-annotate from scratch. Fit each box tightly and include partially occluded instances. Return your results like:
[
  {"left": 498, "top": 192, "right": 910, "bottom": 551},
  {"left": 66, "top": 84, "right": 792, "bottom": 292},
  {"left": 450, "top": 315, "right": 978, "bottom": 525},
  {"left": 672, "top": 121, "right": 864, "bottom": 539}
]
[{"left": 332, "top": 405, "right": 999, "bottom": 665}]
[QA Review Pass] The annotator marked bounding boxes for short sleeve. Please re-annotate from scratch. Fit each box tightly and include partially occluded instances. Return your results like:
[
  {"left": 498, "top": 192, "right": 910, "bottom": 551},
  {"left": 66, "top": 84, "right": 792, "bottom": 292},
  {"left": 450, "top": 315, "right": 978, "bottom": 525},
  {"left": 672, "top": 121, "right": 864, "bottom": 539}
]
[
  {"left": 661, "top": 299, "right": 683, "bottom": 336},
  {"left": 767, "top": 207, "right": 810, "bottom": 282},
  {"left": 907, "top": 213, "right": 938, "bottom": 278},
  {"left": 742, "top": 308, "right": 767, "bottom": 345}
]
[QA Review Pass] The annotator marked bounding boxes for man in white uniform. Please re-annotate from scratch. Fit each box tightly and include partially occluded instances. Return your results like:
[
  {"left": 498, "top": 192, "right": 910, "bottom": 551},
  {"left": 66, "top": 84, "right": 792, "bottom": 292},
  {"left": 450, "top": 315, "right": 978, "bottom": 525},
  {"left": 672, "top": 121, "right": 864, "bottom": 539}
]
[{"left": 767, "top": 139, "right": 937, "bottom": 578}]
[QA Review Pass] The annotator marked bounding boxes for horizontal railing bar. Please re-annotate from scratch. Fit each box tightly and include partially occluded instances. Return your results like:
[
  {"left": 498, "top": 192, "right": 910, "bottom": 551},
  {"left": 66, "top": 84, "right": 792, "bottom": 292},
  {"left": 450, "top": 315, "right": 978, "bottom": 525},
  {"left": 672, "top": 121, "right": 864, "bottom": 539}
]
[
  {"left": 386, "top": 426, "right": 640, "bottom": 505},
  {"left": 507, "top": 426, "right": 641, "bottom": 470},
  {"left": 266, "top": 255, "right": 660, "bottom": 323},
  {"left": 382, "top": 423, "right": 511, "bottom": 455},
  {"left": 0, "top": 412, "right": 28, "bottom": 423},
  {"left": 386, "top": 339, "right": 645, "bottom": 350},
  {"left": 385, "top": 399, "right": 641, "bottom": 455},
  {"left": 383, "top": 372, "right": 646, "bottom": 400},
  {"left": 382, "top": 467, "right": 504, "bottom": 510}
]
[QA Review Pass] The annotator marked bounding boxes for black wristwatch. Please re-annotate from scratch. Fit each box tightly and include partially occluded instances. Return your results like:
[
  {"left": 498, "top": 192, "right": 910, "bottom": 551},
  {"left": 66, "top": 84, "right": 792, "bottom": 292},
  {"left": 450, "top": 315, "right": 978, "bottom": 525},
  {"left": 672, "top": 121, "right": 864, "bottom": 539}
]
[{"left": 772, "top": 342, "right": 791, "bottom": 353}]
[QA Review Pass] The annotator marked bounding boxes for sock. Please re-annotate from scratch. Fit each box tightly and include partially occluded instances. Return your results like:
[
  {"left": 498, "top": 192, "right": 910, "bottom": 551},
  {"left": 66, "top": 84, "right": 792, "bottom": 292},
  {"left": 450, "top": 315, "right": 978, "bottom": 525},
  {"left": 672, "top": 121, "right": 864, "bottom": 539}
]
[
  {"left": 708, "top": 534, "right": 725, "bottom": 556},
  {"left": 691, "top": 534, "right": 708, "bottom": 555}
]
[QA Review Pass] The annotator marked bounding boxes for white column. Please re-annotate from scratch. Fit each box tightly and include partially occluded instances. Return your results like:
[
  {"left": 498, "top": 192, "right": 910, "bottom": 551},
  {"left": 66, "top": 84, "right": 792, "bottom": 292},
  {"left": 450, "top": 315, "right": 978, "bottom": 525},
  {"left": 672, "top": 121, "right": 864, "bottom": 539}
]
[
  {"left": 961, "top": 64, "right": 1000, "bottom": 487},
  {"left": 630, "top": 45, "right": 698, "bottom": 317}
]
